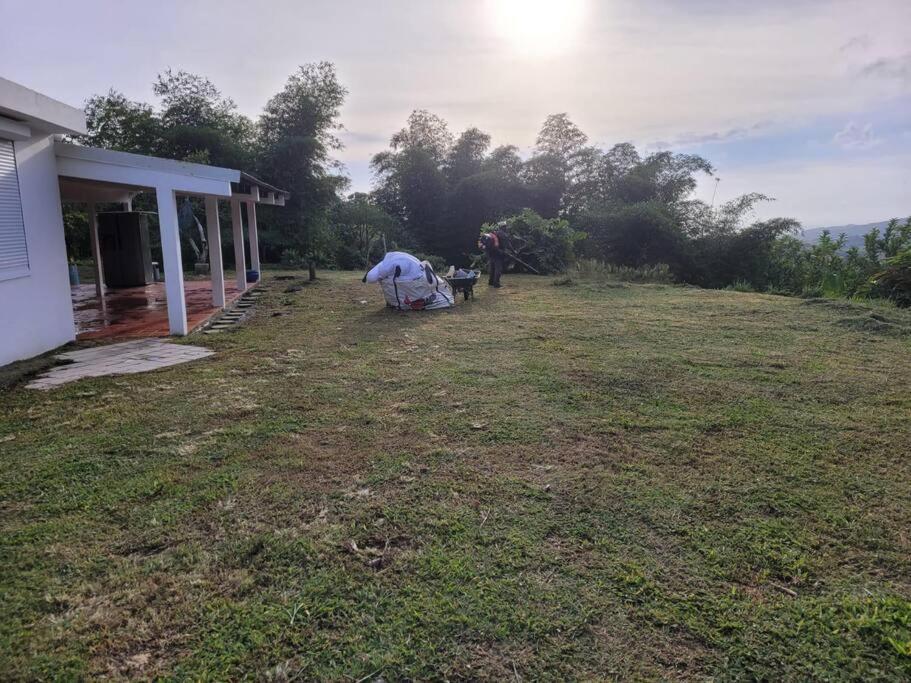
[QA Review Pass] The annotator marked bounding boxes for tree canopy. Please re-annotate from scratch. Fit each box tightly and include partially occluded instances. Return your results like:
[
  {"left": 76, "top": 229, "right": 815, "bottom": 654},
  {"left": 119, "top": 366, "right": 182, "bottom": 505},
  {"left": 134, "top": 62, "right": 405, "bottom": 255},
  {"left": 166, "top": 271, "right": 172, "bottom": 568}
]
[
  {"left": 256, "top": 62, "right": 349, "bottom": 256},
  {"left": 75, "top": 62, "right": 348, "bottom": 263},
  {"left": 71, "top": 66, "right": 911, "bottom": 307}
]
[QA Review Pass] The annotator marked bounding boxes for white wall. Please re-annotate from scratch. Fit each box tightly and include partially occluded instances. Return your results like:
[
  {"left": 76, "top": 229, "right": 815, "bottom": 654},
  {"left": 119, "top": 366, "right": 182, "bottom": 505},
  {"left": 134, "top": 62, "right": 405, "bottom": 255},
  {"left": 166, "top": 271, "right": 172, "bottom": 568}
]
[{"left": 0, "top": 134, "right": 75, "bottom": 366}]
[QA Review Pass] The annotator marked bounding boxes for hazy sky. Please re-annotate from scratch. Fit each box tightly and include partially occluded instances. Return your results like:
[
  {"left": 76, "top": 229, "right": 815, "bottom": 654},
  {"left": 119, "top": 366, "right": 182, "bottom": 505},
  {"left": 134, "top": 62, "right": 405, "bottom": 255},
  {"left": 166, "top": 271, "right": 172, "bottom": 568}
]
[{"left": 2, "top": 0, "right": 909, "bottom": 227}]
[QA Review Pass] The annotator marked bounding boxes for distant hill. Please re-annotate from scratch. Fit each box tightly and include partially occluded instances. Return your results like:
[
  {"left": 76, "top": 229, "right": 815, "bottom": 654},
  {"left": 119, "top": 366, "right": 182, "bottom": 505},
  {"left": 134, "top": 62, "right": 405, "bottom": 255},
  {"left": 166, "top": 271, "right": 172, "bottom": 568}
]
[{"left": 800, "top": 220, "right": 895, "bottom": 250}]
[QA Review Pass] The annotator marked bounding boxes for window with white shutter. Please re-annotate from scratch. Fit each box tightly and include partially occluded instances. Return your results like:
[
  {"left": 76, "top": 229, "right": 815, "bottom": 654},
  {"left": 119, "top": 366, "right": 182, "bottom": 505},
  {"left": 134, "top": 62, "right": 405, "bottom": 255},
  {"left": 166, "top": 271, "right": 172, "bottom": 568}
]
[{"left": 0, "top": 138, "right": 29, "bottom": 280}]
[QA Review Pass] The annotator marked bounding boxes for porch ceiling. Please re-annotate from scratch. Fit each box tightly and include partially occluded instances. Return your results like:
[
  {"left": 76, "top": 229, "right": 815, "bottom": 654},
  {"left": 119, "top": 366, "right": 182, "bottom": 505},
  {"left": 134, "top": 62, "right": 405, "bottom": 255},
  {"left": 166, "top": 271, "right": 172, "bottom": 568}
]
[{"left": 58, "top": 176, "right": 140, "bottom": 204}]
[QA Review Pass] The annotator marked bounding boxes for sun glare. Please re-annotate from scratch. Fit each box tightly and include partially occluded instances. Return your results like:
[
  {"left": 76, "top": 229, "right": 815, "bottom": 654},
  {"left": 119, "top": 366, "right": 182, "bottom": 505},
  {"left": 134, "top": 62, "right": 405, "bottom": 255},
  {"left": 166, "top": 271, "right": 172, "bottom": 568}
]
[{"left": 487, "top": 0, "right": 588, "bottom": 58}]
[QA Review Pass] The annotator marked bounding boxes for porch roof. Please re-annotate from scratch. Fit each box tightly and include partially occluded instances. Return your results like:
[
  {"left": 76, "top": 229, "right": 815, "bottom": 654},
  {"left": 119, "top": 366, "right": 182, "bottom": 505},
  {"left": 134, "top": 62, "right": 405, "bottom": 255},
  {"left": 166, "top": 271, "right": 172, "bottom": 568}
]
[
  {"left": 56, "top": 141, "right": 239, "bottom": 200},
  {"left": 54, "top": 141, "right": 289, "bottom": 205},
  {"left": 0, "top": 77, "right": 87, "bottom": 137}
]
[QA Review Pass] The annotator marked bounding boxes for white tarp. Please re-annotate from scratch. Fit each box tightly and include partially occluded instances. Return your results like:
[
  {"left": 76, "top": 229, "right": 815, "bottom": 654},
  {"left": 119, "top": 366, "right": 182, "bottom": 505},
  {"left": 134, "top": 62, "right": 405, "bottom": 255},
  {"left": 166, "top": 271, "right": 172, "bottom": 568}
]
[
  {"left": 365, "top": 251, "right": 454, "bottom": 310},
  {"left": 365, "top": 251, "right": 424, "bottom": 283}
]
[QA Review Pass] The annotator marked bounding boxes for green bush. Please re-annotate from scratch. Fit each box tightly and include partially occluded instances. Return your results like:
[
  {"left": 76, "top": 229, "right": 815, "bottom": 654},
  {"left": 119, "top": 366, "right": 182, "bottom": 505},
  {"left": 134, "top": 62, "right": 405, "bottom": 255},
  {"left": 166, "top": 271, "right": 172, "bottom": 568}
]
[
  {"left": 577, "top": 201, "right": 683, "bottom": 271},
  {"left": 411, "top": 252, "right": 448, "bottom": 273},
  {"left": 764, "top": 218, "right": 911, "bottom": 302},
  {"left": 725, "top": 280, "right": 756, "bottom": 293},
  {"left": 280, "top": 248, "right": 306, "bottom": 268},
  {"left": 485, "top": 209, "right": 584, "bottom": 275},
  {"left": 868, "top": 249, "right": 911, "bottom": 307}
]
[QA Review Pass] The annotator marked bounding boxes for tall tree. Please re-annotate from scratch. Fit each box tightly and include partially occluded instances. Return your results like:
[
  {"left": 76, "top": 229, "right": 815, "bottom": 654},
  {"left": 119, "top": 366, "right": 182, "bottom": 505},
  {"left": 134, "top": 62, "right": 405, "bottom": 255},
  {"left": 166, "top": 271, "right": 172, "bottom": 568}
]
[
  {"left": 483, "top": 145, "right": 523, "bottom": 176},
  {"left": 530, "top": 113, "right": 589, "bottom": 216},
  {"left": 444, "top": 127, "right": 491, "bottom": 184},
  {"left": 79, "top": 90, "right": 162, "bottom": 154},
  {"left": 371, "top": 110, "right": 454, "bottom": 252},
  {"left": 387, "top": 109, "right": 453, "bottom": 164},
  {"left": 331, "top": 193, "right": 401, "bottom": 268},
  {"left": 521, "top": 153, "right": 564, "bottom": 218},
  {"left": 535, "top": 113, "right": 588, "bottom": 162},
  {"left": 152, "top": 69, "right": 254, "bottom": 168},
  {"left": 257, "top": 62, "right": 349, "bottom": 262}
]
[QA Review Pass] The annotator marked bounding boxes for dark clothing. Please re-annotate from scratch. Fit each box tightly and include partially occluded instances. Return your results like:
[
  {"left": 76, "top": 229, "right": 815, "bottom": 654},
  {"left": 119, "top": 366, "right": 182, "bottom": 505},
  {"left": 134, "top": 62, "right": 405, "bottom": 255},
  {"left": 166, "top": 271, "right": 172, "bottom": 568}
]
[
  {"left": 481, "top": 230, "right": 508, "bottom": 287},
  {"left": 489, "top": 253, "right": 504, "bottom": 287}
]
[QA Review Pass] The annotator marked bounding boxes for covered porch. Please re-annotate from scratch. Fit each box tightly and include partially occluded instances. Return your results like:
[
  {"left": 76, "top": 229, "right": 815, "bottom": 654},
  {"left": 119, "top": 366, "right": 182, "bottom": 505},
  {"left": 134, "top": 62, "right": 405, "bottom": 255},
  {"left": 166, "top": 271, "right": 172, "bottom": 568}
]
[
  {"left": 56, "top": 142, "right": 288, "bottom": 339},
  {"left": 72, "top": 280, "right": 246, "bottom": 340}
]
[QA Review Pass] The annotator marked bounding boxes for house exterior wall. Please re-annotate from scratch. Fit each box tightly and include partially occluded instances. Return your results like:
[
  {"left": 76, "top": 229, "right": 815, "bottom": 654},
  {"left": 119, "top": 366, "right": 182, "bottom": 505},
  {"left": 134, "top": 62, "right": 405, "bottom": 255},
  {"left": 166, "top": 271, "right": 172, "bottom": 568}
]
[{"left": 0, "top": 134, "right": 75, "bottom": 366}]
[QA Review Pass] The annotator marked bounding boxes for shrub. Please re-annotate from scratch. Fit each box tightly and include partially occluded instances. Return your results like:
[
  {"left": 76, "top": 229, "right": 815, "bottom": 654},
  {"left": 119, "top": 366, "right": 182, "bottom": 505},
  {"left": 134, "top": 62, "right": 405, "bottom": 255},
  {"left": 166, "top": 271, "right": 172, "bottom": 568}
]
[
  {"left": 763, "top": 218, "right": 911, "bottom": 302},
  {"left": 485, "top": 209, "right": 585, "bottom": 275},
  {"left": 412, "top": 252, "right": 448, "bottom": 273},
  {"left": 726, "top": 280, "right": 756, "bottom": 293},
  {"left": 868, "top": 249, "right": 911, "bottom": 307},
  {"left": 577, "top": 201, "right": 683, "bottom": 271},
  {"left": 280, "top": 248, "right": 306, "bottom": 268},
  {"left": 689, "top": 218, "right": 800, "bottom": 290}
]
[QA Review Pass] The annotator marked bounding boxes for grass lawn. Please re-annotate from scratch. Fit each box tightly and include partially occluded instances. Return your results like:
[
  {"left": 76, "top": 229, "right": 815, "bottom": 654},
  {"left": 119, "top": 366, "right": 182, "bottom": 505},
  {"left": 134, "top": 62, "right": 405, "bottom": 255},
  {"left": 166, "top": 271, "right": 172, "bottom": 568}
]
[{"left": 1, "top": 271, "right": 910, "bottom": 680}]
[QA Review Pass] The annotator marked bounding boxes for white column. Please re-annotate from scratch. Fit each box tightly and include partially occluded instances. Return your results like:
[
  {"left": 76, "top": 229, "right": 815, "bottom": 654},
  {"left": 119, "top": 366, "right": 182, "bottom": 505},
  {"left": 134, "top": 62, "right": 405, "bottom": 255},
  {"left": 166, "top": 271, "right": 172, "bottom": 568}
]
[
  {"left": 156, "top": 186, "right": 189, "bottom": 335},
  {"left": 87, "top": 201, "right": 104, "bottom": 298},
  {"left": 205, "top": 196, "right": 226, "bottom": 308},
  {"left": 230, "top": 198, "right": 247, "bottom": 291},
  {"left": 123, "top": 198, "right": 132, "bottom": 211},
  {"left": 245, "top": 199, "right": 261, "bottom": 276}
]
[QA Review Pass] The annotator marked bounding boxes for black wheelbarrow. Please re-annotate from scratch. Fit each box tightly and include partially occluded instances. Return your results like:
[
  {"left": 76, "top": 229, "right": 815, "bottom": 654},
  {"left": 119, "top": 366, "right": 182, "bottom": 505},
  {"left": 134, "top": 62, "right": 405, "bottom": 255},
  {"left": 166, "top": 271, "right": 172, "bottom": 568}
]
[{"left": 445, "top": 273, "right": 478, "bottom": 301}]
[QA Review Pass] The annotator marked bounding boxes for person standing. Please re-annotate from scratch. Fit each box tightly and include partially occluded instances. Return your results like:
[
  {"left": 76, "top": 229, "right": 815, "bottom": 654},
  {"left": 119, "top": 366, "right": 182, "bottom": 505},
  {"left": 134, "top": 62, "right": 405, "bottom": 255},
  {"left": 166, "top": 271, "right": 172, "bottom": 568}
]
[{"left": 479, "top": 223, "right": 508, "bottom": 288}]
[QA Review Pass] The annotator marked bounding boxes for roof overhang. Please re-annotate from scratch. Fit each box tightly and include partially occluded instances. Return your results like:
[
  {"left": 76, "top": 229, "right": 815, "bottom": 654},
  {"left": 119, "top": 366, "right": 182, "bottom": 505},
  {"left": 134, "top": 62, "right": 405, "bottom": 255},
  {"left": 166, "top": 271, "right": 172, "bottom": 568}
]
[
  {"left": 0, "top": 77, "right": 86, "bottom": 136},
  {"left": 232, "top": 171, "right": 289, "bottom": 206},
  {"left": 55, "top": 141, "right": 239, "bottom": 198}
]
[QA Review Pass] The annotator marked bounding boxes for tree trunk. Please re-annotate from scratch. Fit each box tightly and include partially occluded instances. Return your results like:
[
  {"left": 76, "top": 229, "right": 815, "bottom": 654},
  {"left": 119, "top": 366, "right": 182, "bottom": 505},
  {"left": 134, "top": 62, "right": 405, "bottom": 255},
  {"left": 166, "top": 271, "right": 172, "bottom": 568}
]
[{"left": 308, "top": 261, "right": 317, "bottom": 281}]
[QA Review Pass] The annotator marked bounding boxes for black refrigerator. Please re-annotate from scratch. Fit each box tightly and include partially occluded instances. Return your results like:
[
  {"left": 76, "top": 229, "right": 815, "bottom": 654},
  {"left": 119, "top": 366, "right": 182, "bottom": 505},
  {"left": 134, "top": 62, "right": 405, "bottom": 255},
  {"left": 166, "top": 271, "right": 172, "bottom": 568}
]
[{"left": 98, "top": 212, "right": 154, "bottom": 288}]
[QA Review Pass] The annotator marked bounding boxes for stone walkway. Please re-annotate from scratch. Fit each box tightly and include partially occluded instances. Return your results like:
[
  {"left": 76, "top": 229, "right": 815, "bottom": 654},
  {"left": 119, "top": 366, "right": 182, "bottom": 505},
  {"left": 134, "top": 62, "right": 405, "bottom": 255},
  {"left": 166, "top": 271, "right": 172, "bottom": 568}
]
[{"left": 26, "top": 339, "right": 214, "bottom": 390}]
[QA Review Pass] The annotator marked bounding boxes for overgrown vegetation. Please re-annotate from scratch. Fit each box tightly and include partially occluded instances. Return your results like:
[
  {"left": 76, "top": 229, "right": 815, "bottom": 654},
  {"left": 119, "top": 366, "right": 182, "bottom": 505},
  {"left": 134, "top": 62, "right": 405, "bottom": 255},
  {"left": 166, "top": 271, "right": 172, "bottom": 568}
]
[
  {"left": 2, "top": 273, "right": 910, "bottom": 679},
  {"left": 477, "top": 209, "right": 583, "bottom": 275}
]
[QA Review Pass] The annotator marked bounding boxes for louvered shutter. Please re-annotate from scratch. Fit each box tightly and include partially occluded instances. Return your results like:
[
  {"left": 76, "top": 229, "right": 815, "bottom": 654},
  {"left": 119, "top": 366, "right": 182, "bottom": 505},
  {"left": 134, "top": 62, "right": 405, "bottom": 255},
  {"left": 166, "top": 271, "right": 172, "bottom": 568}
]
[{"left": 0, "top": 139, "right": 29, "bottom": 278}]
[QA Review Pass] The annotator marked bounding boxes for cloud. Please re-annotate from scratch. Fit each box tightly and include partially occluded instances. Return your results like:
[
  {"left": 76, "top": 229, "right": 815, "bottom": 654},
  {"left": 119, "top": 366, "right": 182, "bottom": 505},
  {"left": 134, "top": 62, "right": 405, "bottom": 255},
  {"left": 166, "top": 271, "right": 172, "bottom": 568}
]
[
  {"left": 833, "top": 121, "right": 881, "bottom": 149},
  {"left": 663, "top": 122, "right": 770, "bottom": 148},
  {"left": 861, "top": 53, "right": 911, "bottom": 84},
  {"left": 840, "top": 34, "right": 871, "bottom": 52}
]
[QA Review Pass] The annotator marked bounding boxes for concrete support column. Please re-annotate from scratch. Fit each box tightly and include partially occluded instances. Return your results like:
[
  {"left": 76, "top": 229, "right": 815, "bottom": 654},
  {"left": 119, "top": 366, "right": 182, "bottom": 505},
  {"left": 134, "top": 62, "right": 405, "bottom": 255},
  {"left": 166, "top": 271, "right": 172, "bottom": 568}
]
[
  {"left": 205, "top": 196, "right": 226, "bottom": 308},
  {"left": 87, "top": 201, "right": 104, "bottom": 298},
  {"left": 156, "top": 186, "right": 189, "bottom": 335},
  {"left": 230, "top": 198, "right": 247, "bottom": 292},
  {"left": 245, "top": 199, "right": 260, "bottom": 277}
]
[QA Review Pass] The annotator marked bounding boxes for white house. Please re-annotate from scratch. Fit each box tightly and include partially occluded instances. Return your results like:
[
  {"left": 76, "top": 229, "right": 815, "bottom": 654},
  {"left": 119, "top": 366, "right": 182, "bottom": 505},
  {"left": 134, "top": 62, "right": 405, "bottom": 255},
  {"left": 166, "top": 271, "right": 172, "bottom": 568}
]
[{"left": 0, "top": 77, "right": 287, "bottom": 367}]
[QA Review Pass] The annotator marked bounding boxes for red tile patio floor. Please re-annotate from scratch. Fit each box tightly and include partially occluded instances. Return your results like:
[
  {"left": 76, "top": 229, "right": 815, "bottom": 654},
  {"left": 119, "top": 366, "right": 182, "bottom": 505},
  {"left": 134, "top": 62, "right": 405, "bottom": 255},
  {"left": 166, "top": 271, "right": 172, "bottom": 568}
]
[{"left": 72, "top": 280, "right": 245, "bottom": 340}]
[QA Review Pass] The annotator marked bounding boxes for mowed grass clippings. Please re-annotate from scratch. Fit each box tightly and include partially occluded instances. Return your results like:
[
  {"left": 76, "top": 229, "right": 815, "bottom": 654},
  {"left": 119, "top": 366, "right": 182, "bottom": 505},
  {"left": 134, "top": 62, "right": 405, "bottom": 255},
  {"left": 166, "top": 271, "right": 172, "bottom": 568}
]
[{"left": 1, "top": 271, "right": 910, "bottom": 680}]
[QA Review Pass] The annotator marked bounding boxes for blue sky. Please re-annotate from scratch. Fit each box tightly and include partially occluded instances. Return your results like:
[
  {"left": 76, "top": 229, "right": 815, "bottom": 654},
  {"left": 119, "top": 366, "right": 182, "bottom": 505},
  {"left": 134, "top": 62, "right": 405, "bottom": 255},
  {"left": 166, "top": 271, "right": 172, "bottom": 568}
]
[{"left": 1, "top": 0, "right": 908, "bottom": 228}]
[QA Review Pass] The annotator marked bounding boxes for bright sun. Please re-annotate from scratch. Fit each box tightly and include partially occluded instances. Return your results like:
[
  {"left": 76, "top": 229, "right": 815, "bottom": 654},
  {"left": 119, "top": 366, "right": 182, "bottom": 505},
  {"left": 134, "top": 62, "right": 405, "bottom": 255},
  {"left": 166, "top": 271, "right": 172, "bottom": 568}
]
[{"left": 487, "top": 0, "right": 588, "bottom": 57}]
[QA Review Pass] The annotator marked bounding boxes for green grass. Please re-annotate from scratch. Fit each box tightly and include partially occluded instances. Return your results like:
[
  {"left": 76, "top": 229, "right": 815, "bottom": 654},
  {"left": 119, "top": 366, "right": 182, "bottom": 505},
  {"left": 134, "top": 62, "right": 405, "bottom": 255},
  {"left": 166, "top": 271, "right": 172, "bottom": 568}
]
[{"left": 1, "top": 271, "right": 910, "bottom": 680}]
